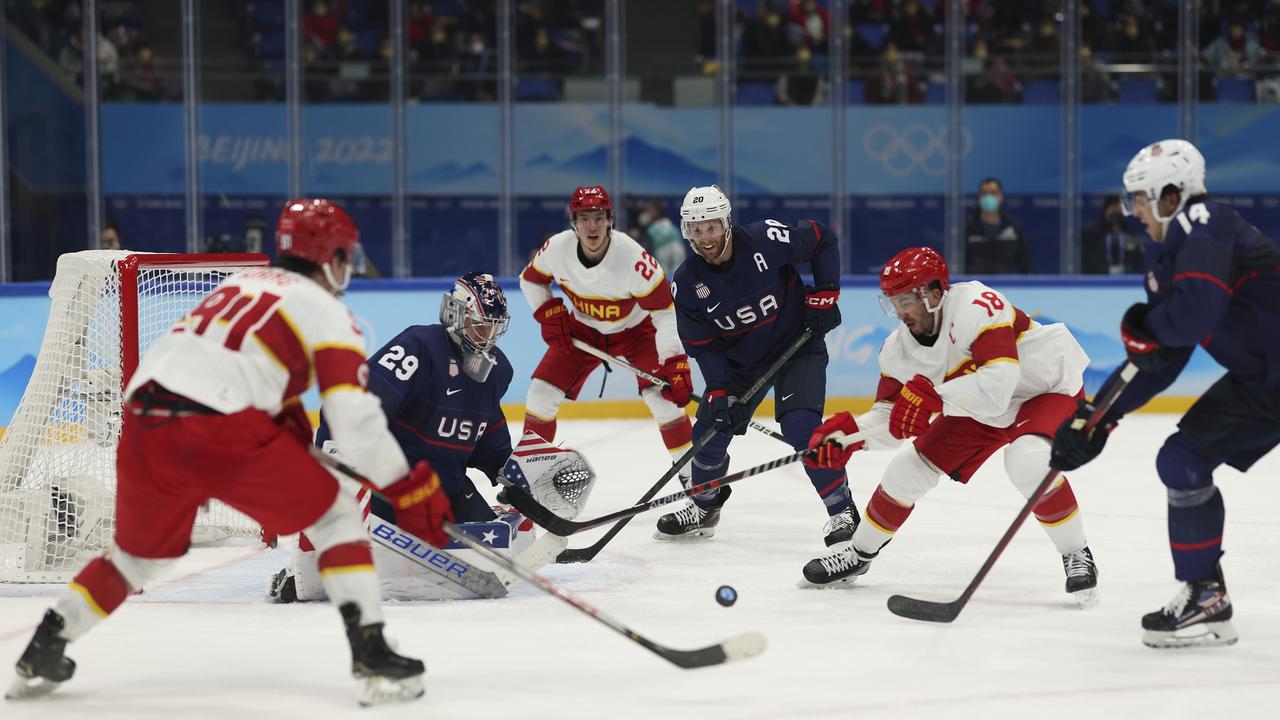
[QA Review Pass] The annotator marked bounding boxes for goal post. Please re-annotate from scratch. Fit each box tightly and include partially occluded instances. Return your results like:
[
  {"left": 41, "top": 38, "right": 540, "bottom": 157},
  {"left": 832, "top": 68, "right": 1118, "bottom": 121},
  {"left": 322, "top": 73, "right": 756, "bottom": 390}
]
[{"left": 0, "top": 251, "right": 271, "bottom": 583}]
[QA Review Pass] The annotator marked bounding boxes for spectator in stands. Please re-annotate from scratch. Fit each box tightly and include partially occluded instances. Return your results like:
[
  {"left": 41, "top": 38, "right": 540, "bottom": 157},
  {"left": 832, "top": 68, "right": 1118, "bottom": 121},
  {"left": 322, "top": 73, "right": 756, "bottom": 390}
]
[
  {"left": 964, "top": 177, "right": 1031, "bottom": 274},
  {"left": 456, "top": 32, "right": 495, "bottom": 101},
  {"left": 523, "top": 26, "right": 572, "bottom": 77},
  {"left": 633, "top": 200, "right": 686, "bottom": 277},
  {"left": 1080, "top": 44, "right": 1116, "bottom": 103},
  {"left": 778, "top": 46, "right": 823, "bottom": 105},
  {"left": 1110, "top": 13, "right": 1157, "bottom": 65},
  {"left": 100, "top": 222, "right": 122, "bottom": 251},
  {"left": 408, "top": 2, "right": 435, "bottom": 48},
  {"left": 966, "top": 40, "right": 1018, "bottom": 104},
  {"left": 59, "top": 27, "right": 120, "bottom": 92},
  {"left": 1082, "top": 194, "right": 1146, "bottom": 275},
  {"left": 742, "top": 2, "right": 794, "bottom": 79},
  {"left": 889, "top": 0, "right": 934, "bottom": 54},
  {"left": 1080, "top": 1, "right": 1111, "bottom": 54},
  {"left": 1022, "top": 15, "right": 1061, "bottom": 81},
  {"left": 866, "top": 42, "right": 920, "bottom": 104},
  {"left": 1263, "top": 1, "right": 1280, "bottom": 53},
  {"left": 789, "top": 0, "right": 829, "bottom": 48},
  {"left": 1203, "top": 21, "right": 1263, "bottom": 80},
  {"left": 304, "top": 0, "right": 342, "bottom": 53},
  {"left": 416, "top": 25, "right": 457, "bottom": 99}
]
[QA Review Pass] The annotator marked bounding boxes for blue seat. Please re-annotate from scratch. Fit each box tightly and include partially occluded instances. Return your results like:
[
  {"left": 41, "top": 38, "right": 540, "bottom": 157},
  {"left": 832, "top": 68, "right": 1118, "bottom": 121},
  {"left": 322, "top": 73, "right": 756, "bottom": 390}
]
[
  {"left": 856, "top": 23, "right": 888, "bottom": 50},
  {"left": 924, "top": 81, "right": 946, "bottom": 104},
  {"left": 1216, "top": 76, "right": 1256, "bottom": 102},
  {"left": 256, "top": 29, "right": 285, "bottom": 60},
  {"left": 516, "top": 77, "right": 561, "bottom": 101},
  {"left": 251, "top": 1, "right": 285, "bottom": 27},
  {"left": 1021, "top": 79, "right": 1060, "bottom": 104},
  {"left": 356, "top": 29, "right": 381, "bottom": 58},
  {"left": 846, "top": 79, "right": 866, "bottom": 104},
  {"left": 737, "top": 81, "right": 776, "bottom": 106},
  {"left": 1117, "top": 77, "right": 1157, "bottom": 103}
]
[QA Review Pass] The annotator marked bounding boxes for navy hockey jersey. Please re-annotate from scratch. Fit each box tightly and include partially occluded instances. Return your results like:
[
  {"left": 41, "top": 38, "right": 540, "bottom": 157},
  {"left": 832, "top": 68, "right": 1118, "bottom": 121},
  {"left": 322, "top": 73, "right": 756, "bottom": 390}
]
[
  {"left": 671, "top": 219, "right": 840, "bottom": 389},
  {"left": 317, "top": 324, "right": 513, "bottom": 495},
  {"left": 1111, "top": 198, "right": 1280, "bottom": 415}
]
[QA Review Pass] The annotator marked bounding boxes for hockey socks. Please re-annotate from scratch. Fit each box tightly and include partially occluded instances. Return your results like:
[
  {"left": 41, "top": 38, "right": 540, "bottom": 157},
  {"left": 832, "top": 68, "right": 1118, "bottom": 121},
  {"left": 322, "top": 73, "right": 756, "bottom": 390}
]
[
  {"left": 781, "top": 409, "right": 852, "bottom": 515},
  {"left": 1168, "top": 487, "right": 1225, "bottom": 582},
  {"left": 660, "top": 416, "right": 693, "bottom": 459},
  {"left": 1032, "top": 477, "right": 1088, "bottom": 555},
  {"left": 54, "top": 557, "right": 131, "bottom": 641},
  {"left": 319, "top": 541, "right": 383, "bottom": 626},
  {"left": 858, "top": 485, "right": 915, "bottom": 554},
  {"left": 522, "top": 413, "right": 557, "bottom": 444}
]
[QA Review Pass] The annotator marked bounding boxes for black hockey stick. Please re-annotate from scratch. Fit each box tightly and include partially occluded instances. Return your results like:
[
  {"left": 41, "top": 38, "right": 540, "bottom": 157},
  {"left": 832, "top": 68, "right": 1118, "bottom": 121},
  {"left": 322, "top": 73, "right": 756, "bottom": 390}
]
[
  {"left": 446, "top": 523, "right": 766, "bottom": 669},
  {"left": 885, "top": 362, "right": 1139, "bottom": 623},
  {"left": 556, "top": 329, "right": 815, "bottom": 564},
  {"left": 570, "top": 338, "right": 791, "bottom": 444},
  {"left": 509, "top": 429, "right": 867, "bottom": 536}
]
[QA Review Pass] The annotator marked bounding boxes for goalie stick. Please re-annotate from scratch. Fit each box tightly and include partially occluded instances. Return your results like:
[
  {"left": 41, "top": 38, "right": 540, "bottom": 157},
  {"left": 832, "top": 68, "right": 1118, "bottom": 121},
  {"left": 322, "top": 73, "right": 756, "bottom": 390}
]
[
  {"left": 556, "top": 329, "right": 814, "bottom": 564},
  {"left": 508, "top": 430, "right": 867, "bottom": 536},
  {"left": 445, "top": 523, "right": 766, "bottom": 669},
  {"left": 885, "top": 362, "right": 1139, "bottom": 624},
  {"left": 570, "top": 338, "right": 791, "bottom": 445}
]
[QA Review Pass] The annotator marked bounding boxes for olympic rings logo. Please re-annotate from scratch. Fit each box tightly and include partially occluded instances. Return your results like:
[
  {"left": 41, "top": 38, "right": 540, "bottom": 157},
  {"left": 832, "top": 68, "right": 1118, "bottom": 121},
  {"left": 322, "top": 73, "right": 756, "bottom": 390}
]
[{"left": 862, "top": 124, "right": 973, "bottom": 178}]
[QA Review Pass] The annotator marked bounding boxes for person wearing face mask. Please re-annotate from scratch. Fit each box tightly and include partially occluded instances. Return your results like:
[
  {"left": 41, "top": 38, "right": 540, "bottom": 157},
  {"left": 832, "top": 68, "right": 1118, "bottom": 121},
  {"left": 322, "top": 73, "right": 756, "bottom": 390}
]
[
  {"left": 1082, "top": 194, "right": 1147, "bottom": 274},
  {"left": 636, "top": 199, "right": 687, "bottom": 276},
  {"left": 964, "top": 177, "right": 1032, "bottom": 274}
]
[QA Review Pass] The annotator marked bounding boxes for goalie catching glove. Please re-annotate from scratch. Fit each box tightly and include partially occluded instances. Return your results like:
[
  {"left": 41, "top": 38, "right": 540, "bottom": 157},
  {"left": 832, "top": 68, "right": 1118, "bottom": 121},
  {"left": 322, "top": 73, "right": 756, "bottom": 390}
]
[
  {"left": 501, "top": 431, "right": 597, "bottom": 520},
  {"left": 381, "top": 460, "right": 453, "bottom": 547}
]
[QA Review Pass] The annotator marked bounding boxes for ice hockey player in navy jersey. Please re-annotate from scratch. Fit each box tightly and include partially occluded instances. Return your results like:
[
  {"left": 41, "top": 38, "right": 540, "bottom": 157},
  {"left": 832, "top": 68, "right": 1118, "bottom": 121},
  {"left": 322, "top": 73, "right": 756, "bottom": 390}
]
[
  {"left": 656, "top": 185, "right": 856, "bottom": 547},
  {"left": 318, "top": 271, "right": 514, "bottom": 522},
  {"left": 1052, "top": 139, "right": 1280, "bottom": 649}
]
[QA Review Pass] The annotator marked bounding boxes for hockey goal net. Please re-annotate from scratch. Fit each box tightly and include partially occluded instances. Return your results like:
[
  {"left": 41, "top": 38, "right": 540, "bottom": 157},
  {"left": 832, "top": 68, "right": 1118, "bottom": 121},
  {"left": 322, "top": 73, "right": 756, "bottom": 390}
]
[{"left": 0, "top": 251, "right": 271, "bottom": 583}]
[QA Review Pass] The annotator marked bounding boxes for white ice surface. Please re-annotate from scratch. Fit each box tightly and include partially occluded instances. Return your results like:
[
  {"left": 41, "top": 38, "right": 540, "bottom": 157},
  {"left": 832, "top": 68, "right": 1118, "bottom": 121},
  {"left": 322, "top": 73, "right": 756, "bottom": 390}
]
[{"left": 2, "top": 416, "right": 1278, "bottom": 720}]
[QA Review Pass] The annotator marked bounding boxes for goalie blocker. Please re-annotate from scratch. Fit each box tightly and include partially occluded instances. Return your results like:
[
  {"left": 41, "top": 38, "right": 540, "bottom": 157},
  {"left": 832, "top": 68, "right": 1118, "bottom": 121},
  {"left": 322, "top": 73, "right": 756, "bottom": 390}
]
[{"left": 271, "top": 431, "right": 597, "bottom": 602}]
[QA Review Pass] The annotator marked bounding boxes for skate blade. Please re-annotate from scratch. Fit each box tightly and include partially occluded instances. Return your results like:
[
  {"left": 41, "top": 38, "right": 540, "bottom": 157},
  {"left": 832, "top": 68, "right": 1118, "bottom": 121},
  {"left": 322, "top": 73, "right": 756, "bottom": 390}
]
[
  {"left": 5, "top": 674, "right": 62, "bottom": 700},
  {"left": 1142, "top": 621, "right": 1239, "bottom": 649},
  {"left": 1070, "top": 587, "right": 1100, "bottom": 609},
  {"left": 356, "top": 675, "right": 425, "bottom": 707},
  {"left": 652, "top": 528, "right": 716, "bottom": 542},
  {"left": 796, "top": 576, "right": 861, "bottom": 590}
]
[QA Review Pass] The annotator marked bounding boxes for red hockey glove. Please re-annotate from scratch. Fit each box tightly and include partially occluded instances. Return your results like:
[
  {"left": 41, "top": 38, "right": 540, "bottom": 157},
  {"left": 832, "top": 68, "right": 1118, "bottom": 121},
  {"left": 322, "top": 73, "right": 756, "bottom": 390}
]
[
  {"left": 534, "top": 298, "right": 576, "bottom": 351},
  {"left": 804, "top": 411, "right": 865, "bottom": 469},
  {"left": 658, "top": 355, "right": 693, "bottom": 407},
  {"left": 1120, "top": 303, "right": 1170, "bottom": 373},
  {"left": 888, "top": 374, "right": 943, "bottom": 439},
  {"left": 382, "top": 460, "right": 453, "bottom": 548},
  {"left": 803, "top": 285, "right": 842, "bottom": 336}
]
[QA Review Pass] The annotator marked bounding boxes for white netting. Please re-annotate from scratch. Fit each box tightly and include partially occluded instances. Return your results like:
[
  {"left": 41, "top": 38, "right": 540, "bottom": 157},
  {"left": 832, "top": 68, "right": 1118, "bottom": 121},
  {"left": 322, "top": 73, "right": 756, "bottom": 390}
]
[{"left": 0, "top": 251, "right": 267, "bottom": 583}]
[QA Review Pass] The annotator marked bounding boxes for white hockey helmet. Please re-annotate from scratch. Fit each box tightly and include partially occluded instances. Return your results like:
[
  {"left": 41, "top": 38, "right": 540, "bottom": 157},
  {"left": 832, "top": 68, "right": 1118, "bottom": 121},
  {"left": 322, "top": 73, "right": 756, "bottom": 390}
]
[
  {"left": 679, "top": 185, "right": 732, "bottom": 250},
  {"left": 1121, "top": 139, "right": 1207, "bottom": 228}
]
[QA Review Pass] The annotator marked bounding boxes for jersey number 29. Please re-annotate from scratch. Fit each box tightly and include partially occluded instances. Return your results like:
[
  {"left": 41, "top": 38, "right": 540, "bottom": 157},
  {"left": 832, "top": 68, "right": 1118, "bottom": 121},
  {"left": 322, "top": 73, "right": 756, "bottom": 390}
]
[{"left": 377, "top": 345, "right": 419, "bottom": 381}]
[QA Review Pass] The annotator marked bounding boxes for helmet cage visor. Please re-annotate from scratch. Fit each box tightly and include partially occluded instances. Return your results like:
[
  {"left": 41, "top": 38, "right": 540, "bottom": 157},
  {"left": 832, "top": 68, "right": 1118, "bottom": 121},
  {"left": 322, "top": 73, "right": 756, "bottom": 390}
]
[{"left": 878, "top": 285, "right": 943, "bottom": 318}]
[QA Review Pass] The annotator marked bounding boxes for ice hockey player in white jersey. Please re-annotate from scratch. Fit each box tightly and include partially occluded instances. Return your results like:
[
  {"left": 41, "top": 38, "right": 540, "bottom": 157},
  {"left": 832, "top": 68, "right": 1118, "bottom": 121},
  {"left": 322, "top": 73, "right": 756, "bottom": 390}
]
[
  {"left": 6, "top": 199, "right": 444, "bottom": 706},
  {"left": 520, "top": 185, "right": 695, "bottom": 484},
  {"left": 802, "top": 247, "right": 1100, "bottom": 605}
]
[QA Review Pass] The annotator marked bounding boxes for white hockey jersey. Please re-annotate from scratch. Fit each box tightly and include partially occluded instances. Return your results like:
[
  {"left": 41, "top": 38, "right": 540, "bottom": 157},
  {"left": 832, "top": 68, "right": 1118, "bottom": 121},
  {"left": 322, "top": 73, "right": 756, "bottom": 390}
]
[
  {"left": 125, "top": 266, "right": 409, "bottom": 487},
  {"left": 859, "top": 281, "right": 1090, "bottom": 446},
  {"left": 520, "top": 228, "right": 683, "bottom": 361}
]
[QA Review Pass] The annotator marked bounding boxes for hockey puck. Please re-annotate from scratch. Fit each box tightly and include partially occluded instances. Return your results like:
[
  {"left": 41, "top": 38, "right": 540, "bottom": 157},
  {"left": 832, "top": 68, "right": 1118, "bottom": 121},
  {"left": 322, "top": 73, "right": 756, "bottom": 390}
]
[{"left": 715, "top": 585, "right": 738, "bottom": 607}]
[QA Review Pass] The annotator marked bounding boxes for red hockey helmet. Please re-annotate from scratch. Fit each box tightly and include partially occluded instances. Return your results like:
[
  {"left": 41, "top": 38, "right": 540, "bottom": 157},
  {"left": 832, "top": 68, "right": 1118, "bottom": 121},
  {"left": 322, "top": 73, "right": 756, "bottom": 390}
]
[
  {"left": 568, "top": 185, "right": 613, "bottom": 219},
  {"left": 276, "top": 198, "right": 360, "bottom": 266},
  {"left": 880, "top": 247, "right": 950, "bottom": 296}
]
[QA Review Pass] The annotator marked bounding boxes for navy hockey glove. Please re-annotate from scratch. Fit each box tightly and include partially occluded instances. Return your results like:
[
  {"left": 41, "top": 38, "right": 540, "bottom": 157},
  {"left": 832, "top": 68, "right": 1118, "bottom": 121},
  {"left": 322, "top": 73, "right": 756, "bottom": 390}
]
[
  {"left": 1120, "top": 303, "right": 1170, "bottom": 373},
  {"left": 1050, "top": 399, "right": 1115, "bottom": 471},
  {"left": 699, "top": 388, "right": 752, "bottom": 436},
  {"left": 803, "top": 285, "right": 842, "bottom": 336}
]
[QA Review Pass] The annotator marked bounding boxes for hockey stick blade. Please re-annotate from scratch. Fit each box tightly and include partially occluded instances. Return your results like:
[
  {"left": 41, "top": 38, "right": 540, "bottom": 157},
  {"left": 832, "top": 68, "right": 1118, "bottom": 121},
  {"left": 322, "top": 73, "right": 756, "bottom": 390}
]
[
  {"left": 447, "top": 523, "right": 766, "bottom": 669},
  {"left": 884, "top": 362, "right": 1139, "bottom": 623},
  {"left": 885, "top": 594, "right": 962, "bottom": 623}
]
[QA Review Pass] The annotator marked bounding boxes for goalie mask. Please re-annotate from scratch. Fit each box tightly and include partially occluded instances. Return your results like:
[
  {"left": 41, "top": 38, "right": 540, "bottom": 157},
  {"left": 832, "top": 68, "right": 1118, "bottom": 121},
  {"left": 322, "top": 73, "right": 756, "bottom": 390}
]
[
  {"left": 440, "top": 272, "right": 510, "bottom": 382},
  {"left": 500, "top": 431, "right": 596, "bottom": 521}
]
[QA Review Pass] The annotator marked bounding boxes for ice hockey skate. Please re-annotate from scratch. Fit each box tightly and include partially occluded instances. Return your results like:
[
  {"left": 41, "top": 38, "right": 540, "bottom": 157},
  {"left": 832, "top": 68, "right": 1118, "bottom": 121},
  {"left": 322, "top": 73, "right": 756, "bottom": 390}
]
[
  {"left": 654, "top": 486, "right": 732, "bottom": 540},
  {"left": 822, "top": 507, "right": 860, "bottom": 547},
  {"left": 268, "top": 567, "right": 297, "bottom": 604},
  {"left": 1141, "top": 564, "right": 1238, "bottom": 649},
  {"left": 1062, "top": 546, "right": 1099, "bottom": 608},
  {"left": 801, "top": 543, "right": 874, "bottom": 587},
  {"left": 6, "top": 610, "right": 76, "bottom": 700},
  {"left": 341, "top": 603, "right": 425, "bottom": 706}
]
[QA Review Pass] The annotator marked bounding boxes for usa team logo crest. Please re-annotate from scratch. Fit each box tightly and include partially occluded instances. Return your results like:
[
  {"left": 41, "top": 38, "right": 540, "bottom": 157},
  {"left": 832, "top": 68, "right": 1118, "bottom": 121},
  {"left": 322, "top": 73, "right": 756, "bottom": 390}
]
[{"left": 695, "top": 283, "right": 710, "bottom": 300}]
